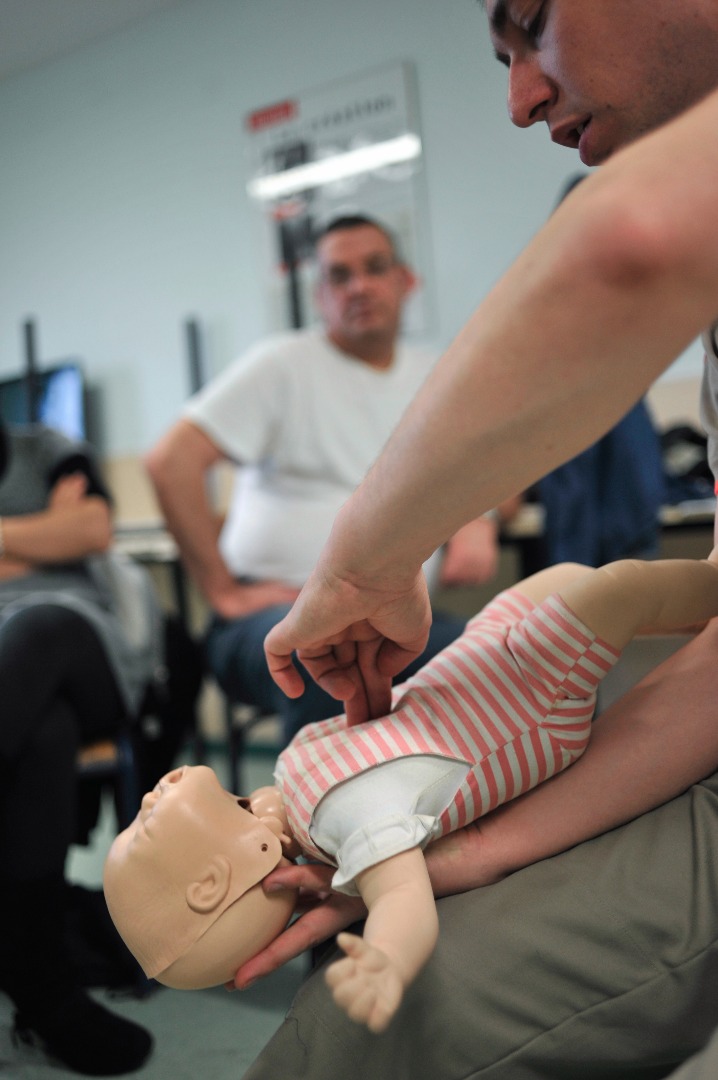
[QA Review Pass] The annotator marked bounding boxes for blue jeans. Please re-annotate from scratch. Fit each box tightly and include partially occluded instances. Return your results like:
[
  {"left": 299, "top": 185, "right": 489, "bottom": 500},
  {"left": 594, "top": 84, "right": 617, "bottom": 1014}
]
[{"left": 205, "top": 604, "right": 466, "bottom": 747}]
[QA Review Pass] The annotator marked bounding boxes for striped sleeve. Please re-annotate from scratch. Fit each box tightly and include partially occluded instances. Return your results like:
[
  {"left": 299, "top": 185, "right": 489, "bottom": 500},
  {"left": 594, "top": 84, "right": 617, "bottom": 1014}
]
[{"left": 506, "top": 594, "right": 621, "bottom": 702}]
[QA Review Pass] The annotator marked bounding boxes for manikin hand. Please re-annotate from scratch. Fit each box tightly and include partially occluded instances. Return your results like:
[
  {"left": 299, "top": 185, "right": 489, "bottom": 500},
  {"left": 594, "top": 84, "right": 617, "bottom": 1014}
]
[
  {"left": 325, "top": 932, "right": 404, "bottom": 1034},
  {"left": 264, "top": 562, "right": 432, "bottom": 725}
]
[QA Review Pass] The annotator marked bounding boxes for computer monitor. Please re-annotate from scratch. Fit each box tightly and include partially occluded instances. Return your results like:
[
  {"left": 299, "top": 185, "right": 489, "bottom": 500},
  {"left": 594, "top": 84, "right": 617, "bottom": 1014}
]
[{"left": 0, "top": 361, "right": 87, "bottom": 440}]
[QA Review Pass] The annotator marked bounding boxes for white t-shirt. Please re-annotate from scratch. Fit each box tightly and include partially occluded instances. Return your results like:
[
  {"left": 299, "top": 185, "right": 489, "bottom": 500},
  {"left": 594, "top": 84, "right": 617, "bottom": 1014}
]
[{"left": 183, "top": 329, "right": 441, "bottom": 587}]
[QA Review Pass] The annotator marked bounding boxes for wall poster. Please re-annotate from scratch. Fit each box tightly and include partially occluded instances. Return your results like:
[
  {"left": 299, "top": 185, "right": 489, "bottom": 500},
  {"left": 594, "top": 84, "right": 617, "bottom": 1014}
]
[{"left": 245, "top": 61, "right": 429, "bottom": 336}]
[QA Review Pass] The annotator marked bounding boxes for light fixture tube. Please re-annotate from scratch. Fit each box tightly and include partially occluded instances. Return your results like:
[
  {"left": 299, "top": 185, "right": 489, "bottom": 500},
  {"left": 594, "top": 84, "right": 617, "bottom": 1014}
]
[{"left": 247, "top": 133, "right": 422, "bottom": 201}]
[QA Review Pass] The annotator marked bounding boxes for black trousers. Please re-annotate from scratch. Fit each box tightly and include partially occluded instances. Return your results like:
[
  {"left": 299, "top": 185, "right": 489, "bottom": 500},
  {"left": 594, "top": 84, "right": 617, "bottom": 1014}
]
[{"left": 0, "top": 604, "right": 125, "bottom": 880}]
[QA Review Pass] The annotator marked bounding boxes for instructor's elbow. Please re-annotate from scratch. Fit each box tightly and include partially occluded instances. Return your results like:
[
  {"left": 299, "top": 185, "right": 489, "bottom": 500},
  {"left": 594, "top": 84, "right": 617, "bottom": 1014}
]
[{"left": 581, "top": 193, "right": 682, "bottom": 291}]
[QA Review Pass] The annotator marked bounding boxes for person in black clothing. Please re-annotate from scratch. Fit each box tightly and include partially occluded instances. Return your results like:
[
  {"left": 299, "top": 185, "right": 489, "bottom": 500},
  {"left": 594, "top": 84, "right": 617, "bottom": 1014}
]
[{"left": 0, "top": 421, "right": 153, "bottom": 1076}]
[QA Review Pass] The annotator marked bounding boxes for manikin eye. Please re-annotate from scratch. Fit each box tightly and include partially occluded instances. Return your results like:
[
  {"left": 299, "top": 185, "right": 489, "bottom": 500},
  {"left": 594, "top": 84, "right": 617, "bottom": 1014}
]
[{"left": 261, "top": 843, "right": 269, "bottom": 852}]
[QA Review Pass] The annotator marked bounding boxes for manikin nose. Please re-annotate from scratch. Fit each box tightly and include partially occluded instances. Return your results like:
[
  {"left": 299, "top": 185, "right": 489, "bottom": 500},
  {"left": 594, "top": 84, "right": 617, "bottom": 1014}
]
[
  {"left": 141, "top": 764, "right": 187, "bottom": 812},
  {"left": 162, "top": 766, "right": 186, "bottom": 786}
]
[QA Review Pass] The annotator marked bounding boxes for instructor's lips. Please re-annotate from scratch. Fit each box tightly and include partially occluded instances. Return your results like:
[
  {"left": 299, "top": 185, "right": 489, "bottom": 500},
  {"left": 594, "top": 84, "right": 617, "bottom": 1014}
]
[{"left": 551, "top": 115, "right": 593, "bottom": 157}]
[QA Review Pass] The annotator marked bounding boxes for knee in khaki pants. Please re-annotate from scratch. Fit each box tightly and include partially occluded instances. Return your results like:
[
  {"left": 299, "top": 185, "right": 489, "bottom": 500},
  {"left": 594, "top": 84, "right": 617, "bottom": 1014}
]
[{"left": 243, "top": 774, "right": 718, "bottom": 1080}]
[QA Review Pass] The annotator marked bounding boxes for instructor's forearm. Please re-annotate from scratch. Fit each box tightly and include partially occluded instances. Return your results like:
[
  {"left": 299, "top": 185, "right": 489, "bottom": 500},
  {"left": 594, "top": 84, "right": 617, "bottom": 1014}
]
[
  {"left": 428, "top": 622, "right": 718, "bottom": 894},
  {"left": 324, "top": 93, "right": 718, "bottom": 590}
]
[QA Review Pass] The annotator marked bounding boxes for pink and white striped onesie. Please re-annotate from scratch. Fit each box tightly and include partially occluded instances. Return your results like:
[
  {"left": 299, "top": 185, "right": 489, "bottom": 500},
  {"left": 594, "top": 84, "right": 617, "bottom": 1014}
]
[{"left": 275, "top": 587, "right": 620, "bottom": 891}]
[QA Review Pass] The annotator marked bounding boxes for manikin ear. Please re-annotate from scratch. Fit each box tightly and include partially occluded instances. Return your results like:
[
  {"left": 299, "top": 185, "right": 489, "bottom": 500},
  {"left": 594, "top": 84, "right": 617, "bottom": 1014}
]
[{"left": 185, "top": 855, "right": 232, "bottom": 914}]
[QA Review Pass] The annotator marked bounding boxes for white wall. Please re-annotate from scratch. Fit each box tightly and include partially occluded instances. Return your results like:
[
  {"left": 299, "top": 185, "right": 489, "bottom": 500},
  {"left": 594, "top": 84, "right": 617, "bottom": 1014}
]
[{"left": 0, "top": 0, "right": 701, "bottom": 457}]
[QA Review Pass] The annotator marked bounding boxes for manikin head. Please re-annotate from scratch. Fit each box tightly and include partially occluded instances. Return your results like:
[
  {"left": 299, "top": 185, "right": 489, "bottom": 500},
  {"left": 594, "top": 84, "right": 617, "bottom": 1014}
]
[
  {"left": 313, "top": 214, "right": 416, "bottom": 367},
  {"left": 103, "top": 766, "right": 298, "bottom": 989},
  {"left": 484, "top": 0, "right": 718, "bottom": 166}
]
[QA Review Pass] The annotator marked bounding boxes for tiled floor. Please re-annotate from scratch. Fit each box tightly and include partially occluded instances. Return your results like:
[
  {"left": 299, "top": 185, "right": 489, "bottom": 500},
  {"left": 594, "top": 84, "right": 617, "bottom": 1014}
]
[{"left": 0, "top": 747, "right": 305, "bottom": 1080}]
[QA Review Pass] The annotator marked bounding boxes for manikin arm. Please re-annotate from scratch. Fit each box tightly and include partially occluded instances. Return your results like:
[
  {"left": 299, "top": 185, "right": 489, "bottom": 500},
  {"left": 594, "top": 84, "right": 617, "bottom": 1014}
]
[
  {"left": 556, "top": 555, "right": 718, "bottom": 651},
  {"left": 324, "top": 847, "right": 438, "bottom": 1033},
  {"left": 511, "top": 552, "right": 718, "bottom": 652}
]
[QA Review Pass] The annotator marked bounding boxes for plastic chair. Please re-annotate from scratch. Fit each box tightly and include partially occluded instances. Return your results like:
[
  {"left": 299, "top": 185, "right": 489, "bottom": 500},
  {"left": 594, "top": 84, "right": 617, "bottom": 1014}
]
[{"left": 76, "top": 731, "right": 140, "bottom": 832}]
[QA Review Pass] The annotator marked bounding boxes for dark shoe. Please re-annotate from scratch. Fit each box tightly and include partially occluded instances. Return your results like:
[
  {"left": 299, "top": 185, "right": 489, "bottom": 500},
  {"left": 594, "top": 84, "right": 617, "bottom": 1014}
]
[
  {"left": 65, "top": 884, "right": 145, "bottom": 992},
  {"left": 12, "top": 988, "right": 153, "bottom": 1076}
]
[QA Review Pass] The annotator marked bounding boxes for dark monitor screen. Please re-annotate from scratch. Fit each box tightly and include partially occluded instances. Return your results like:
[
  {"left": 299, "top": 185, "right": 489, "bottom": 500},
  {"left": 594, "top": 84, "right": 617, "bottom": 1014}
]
[{"left": 0, "top": 362, "right": 86, "bottom": 440}]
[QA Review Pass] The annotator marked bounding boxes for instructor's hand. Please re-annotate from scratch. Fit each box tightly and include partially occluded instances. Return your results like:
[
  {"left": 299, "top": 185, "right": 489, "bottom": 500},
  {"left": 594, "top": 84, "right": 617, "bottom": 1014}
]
[
  {"left": 264, "top": 565, "right": 431, "bottom": 725},
  {"left": 232, "top": 863, "right": 366, "bottom": 989}
]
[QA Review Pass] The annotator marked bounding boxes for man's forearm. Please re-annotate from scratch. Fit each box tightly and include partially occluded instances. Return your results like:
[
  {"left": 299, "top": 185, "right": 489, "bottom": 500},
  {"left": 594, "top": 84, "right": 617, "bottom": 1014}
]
[
  {"left": 439, "top": 514, "right": 499, "bottom": 587},
  {"left": 322, "top": 90, "right": 718, "bottom": 593},
  {"left": 145, "top": 423, "right": 235, "bottom": 605},
  {"left": 1, "top": 499, "right": 112, "bottom": 563},
  {"left": 155, "top": 479, "right": 232, "bottom": 604},
  {"left": 427, "top": 622, "right": 718, "bottom": 895}
]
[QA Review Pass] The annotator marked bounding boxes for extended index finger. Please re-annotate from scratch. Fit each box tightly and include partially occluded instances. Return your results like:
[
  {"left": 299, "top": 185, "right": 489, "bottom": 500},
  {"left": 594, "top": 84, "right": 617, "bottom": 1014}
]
[{"left": 344, "top": 637, "right": 392, "bottom": 725}]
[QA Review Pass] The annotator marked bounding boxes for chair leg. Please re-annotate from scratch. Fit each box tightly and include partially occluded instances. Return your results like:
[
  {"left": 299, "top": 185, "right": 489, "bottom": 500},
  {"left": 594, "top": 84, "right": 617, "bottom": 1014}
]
[
  {"left": 114, "top": 732, "right": 140, "bottom": 830},
  {"left": 223, "top": 700, "right": 280, "bottom": 795},
  {"left": 225, "top": 700, "right": 244, "bottom": 794}
]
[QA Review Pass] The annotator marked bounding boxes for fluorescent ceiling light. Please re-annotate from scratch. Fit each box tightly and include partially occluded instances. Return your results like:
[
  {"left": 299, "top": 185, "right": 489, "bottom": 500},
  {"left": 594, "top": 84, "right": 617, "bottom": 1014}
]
[{"left": 247, "top": 133, "right": 422, "bottom": 201}]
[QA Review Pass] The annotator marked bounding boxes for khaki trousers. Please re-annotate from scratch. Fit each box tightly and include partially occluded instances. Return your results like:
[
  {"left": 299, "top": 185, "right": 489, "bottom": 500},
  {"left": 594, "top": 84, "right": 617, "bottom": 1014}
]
[{"left": 243, "top": 773, "right": 718, "bottom": 1080}]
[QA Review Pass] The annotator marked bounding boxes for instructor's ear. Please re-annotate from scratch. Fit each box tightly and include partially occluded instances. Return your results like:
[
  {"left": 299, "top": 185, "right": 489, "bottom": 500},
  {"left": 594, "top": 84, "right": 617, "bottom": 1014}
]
[{"left": 185, "top": 855, "right": 232, "bottom": 914}]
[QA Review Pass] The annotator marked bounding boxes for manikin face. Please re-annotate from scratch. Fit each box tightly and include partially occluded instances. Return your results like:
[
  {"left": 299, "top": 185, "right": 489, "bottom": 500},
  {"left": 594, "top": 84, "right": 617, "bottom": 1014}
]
[
  {"left": 104, "top": 766, "right": 292, "bottom": 984},
  {"left": 110, "top": 764, "right": 281, "bottom": 872},
  {"left": 486, "top": 0, "right": 718, "bottom": 166},
  {"left": 314, "top": 224, "right": 415, "bottom": 364}
]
